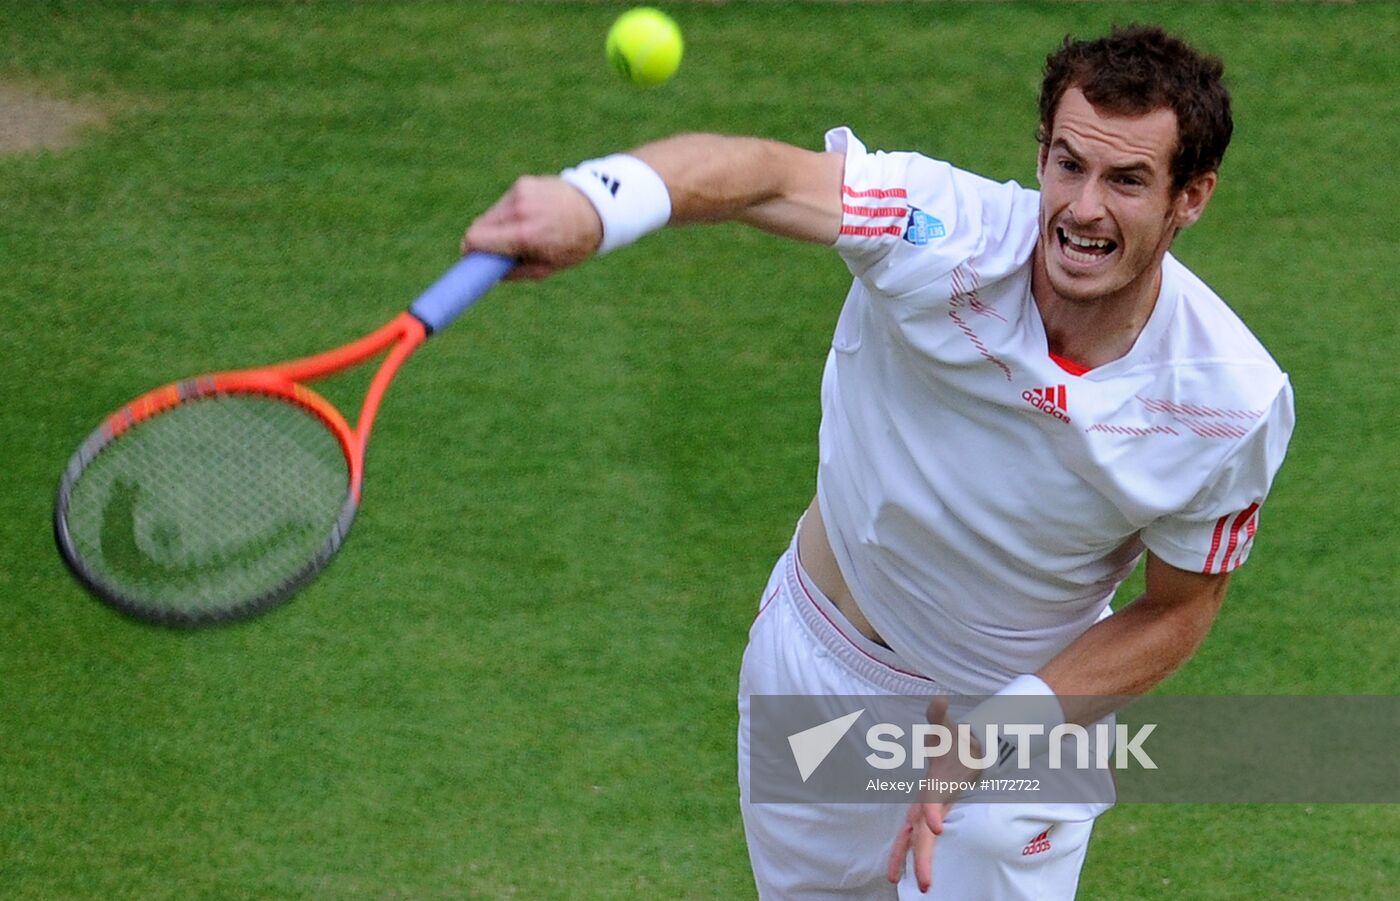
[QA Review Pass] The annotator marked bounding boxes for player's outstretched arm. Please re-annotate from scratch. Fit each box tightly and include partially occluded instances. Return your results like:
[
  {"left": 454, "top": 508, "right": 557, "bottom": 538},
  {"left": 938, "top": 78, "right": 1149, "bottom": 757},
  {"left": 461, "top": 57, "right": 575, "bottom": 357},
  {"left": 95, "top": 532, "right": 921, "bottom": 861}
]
[
  {"left": 632, "top": 134, "right": 844, "bottom": 243},
  {"left": 462, "top": 134, "right": 844, "bottom": 280}
]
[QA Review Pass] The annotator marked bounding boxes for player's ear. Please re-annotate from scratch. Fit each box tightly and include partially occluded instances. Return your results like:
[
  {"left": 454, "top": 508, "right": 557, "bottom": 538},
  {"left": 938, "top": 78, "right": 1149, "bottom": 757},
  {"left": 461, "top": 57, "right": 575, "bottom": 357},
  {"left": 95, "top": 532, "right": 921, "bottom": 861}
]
[
  {"left": 1036, "top": 143, "right": 1049, "bottom": 183},
  {"left": 1172, "top": 171, "right": 1217, "bottom": 230}
]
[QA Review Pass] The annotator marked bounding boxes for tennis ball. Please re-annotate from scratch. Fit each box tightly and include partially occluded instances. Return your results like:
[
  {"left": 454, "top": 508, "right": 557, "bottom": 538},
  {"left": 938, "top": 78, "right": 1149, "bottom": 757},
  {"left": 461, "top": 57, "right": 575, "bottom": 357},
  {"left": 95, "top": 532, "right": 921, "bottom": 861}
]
[{"left": 606, "top": 7, "right": 683, "bottom": 87}]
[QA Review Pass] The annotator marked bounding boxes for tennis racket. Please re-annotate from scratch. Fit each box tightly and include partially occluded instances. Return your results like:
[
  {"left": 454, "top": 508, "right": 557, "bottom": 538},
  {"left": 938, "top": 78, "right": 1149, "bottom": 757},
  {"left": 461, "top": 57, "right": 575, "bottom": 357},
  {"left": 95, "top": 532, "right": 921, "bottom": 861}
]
[{"left": 54, "top": 251, "right": 515, "bottom": 627}]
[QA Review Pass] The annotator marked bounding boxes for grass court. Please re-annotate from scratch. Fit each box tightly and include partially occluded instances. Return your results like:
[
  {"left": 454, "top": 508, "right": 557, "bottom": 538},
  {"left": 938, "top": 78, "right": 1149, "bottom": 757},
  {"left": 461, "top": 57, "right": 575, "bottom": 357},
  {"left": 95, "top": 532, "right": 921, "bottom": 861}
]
[{"left": 2, "top": 2, "right": 1396, "bottom": 897}]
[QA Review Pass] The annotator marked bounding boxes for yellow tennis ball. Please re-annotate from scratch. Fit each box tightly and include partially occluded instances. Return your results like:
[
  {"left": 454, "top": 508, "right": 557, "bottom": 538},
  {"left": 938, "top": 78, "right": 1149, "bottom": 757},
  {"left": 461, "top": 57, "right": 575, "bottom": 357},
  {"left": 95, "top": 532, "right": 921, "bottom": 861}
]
[{"left": 606, "top": 7, "right": 683, "bottom": 87}]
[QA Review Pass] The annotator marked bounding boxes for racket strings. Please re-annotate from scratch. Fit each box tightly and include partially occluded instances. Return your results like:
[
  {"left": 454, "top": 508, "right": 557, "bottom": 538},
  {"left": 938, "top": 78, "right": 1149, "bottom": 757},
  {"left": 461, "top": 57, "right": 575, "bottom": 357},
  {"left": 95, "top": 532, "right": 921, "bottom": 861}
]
[{"left": 60, "top": 395, "right": 351, "bottom": 620}]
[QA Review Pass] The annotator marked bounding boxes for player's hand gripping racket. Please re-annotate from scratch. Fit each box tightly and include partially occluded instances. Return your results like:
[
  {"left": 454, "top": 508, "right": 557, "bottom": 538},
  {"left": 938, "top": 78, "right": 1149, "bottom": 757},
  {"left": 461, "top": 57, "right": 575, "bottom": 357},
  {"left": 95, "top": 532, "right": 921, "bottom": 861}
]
[{"left": 54, "top": 252, "right": 515, "bottom": 627}]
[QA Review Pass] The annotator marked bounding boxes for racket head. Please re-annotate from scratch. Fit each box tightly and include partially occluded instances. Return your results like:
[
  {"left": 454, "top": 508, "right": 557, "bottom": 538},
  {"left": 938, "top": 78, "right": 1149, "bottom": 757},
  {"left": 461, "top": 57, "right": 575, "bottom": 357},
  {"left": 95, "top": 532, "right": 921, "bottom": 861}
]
[{"left": 54, "top": 374, "right": 362, "bottom": 627}]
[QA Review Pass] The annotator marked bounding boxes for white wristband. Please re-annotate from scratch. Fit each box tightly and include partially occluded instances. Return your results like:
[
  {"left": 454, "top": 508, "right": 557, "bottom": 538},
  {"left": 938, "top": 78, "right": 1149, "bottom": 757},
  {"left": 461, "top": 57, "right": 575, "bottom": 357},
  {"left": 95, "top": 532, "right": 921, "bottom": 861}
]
[
  {"left": 960, "top": 674, "right": 1065, "bottom": 769},
  {"left": 559, "top": 153, "right": 672, "bottom": 255}
]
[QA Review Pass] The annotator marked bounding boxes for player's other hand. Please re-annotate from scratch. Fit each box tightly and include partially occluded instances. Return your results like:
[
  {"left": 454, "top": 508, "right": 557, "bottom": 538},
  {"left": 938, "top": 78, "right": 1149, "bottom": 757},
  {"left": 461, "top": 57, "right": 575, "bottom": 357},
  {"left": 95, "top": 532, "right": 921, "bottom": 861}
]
[
  {"left": 462, "top": 176, "right": 603, "bottom": 280},
  {"left": 887, "top": 795, "right": 953, "bottom": 894},
  {"left": 886, "top": 697, "right": 976, "bottom": 894}
]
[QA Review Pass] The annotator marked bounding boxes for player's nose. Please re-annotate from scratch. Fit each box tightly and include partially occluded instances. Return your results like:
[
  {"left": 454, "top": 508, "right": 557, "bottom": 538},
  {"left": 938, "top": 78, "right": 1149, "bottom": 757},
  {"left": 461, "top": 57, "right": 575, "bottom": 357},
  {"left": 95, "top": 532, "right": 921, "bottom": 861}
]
[{"left": 1068, "top": 179, "right": 1107, "bottom": 223}]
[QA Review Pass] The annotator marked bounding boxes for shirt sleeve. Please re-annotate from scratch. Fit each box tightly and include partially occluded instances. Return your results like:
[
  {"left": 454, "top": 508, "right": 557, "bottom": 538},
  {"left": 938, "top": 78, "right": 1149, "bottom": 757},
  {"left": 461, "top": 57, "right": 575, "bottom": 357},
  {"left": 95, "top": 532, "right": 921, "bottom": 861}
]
[
  {"left": 1142, "top": 378, "right": 1296, "bottom": 574},
  {"left": 825, "top": 126, "right": 1030, "bottom": 300}
]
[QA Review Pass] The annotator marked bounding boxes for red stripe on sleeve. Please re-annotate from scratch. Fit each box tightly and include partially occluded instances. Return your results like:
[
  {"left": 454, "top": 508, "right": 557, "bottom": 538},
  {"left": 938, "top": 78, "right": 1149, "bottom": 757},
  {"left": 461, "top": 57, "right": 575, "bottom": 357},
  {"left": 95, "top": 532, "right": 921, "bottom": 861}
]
[
  {"left": 1230, "top": 512, "right": 1259, "bottom": 570},
  {"left": 841, "top": 203, "right": 907, "bottom": 218},
  {"left": 842, "top": 185, "right": 908, "bottom": 199},
  {"left": 1203, "top": 514, "right": 1230, "bottom": 573},
  {"left": 1218, "top": 503, "right": 1260, "bottom": 573},
  {"left": 839, "top": 224, "right": 904, "bottom": 237}
]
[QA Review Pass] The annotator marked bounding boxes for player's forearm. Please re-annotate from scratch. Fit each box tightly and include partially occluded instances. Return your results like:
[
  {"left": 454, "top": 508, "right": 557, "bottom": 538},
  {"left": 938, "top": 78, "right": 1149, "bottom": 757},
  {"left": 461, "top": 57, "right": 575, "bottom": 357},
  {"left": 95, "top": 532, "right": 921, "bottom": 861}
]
[
  {"left": 1038, "top": 571, "right": 1228, "bottom": 725},
  {"left": 462, "top": 134, "right": 842, "bottom": 278},
  {"left": 631, "top": 134, "right": 844, "bottom": 243}
]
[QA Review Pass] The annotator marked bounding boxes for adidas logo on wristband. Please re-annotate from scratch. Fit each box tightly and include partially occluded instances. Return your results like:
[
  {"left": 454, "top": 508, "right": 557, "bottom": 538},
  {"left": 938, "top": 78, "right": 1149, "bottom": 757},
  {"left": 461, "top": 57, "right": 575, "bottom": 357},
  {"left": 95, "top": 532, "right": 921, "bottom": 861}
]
[{"left": 560, "top": 154, "right": 672, "bottom": 254}]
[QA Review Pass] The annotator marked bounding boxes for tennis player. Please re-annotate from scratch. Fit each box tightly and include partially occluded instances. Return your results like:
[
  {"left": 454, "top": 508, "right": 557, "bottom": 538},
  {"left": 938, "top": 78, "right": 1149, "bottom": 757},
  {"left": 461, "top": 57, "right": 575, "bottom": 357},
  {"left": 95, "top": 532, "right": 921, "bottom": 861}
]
[{"left": 462, "top": 25, "right": 1294, "bottom": 900}]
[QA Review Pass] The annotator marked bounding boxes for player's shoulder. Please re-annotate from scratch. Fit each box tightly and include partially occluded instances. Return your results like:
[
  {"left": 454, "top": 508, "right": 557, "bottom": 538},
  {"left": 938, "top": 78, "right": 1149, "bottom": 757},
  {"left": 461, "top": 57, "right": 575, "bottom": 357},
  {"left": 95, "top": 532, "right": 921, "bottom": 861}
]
[
  {"left": 825, "top": 127, "right": 1039, "bottom": 294},
  {"left": 826, "top": 127, "right": 1036, "bottom": 217},
  {"left": 1139, "top": 254, "right": 1290, "bottom": 410},
  {"left": 1167, "top": 255, "right": 1281, "bottom": 363}
]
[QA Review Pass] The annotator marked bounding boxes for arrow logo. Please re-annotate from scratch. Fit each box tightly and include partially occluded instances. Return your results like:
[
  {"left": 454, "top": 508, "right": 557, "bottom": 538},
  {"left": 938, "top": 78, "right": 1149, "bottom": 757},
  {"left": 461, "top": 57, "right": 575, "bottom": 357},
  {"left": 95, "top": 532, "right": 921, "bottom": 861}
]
[{"left": 787, "top": 709, "right": 864, "bottom": 782}]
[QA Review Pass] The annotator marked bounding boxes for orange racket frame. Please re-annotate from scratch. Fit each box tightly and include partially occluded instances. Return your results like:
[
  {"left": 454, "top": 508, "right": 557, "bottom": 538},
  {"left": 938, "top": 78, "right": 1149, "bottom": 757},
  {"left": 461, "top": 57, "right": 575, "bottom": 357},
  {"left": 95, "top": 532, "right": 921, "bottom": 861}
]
[
  {"left": 55, "top": 252, "right": 513, "bottom": 626},
  {"left": 104, "top": 311, "right": 427, "bottom": 506}
]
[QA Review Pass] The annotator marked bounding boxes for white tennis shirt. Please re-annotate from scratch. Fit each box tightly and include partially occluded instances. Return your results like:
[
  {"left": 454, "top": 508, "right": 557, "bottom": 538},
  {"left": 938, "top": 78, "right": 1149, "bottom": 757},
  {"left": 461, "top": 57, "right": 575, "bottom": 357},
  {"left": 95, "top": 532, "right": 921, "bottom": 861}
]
[{"left": 816, "top": 128, "right": 1295, "bottom": 694}]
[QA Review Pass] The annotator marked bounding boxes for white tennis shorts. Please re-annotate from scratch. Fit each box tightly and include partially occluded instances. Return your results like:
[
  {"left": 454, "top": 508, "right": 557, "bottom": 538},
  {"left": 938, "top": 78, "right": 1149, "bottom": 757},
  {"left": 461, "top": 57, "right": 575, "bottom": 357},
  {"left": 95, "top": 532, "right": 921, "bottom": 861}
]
[{"left": 737, "top": 535, "right": 1109, "bottom": 899}]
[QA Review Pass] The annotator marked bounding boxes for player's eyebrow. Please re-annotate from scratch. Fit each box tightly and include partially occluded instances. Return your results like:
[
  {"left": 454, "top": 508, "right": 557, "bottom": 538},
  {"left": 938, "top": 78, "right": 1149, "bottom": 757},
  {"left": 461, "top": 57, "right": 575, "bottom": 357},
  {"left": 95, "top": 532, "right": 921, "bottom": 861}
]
[
  {"left": 1108, "top": 160, "right": 1156, "bottom": 179},
  {"left": 1050, "top": 136, "right": 1158, "bottom": 178}
]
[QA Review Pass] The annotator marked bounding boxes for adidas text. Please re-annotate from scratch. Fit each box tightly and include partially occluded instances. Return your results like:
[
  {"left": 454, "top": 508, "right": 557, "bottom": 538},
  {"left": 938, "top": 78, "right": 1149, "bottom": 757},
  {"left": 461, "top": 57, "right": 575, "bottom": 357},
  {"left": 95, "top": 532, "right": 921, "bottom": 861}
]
[{"left": 1022, "top": 386, "right": 1071, "bottom": 423}]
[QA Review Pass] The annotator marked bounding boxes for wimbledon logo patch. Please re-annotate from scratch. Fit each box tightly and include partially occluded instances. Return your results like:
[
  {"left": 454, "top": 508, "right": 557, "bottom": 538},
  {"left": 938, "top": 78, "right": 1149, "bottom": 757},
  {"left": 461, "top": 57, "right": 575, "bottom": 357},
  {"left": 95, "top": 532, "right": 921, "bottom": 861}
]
[{"left": 904, "top": 207, "right": 946, "bottom": 245}]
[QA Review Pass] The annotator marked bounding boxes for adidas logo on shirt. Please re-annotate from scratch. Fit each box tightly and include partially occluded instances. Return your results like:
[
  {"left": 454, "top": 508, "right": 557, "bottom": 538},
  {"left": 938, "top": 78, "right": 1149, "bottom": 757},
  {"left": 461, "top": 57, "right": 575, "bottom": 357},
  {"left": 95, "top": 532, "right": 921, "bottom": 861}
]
[{"left": 1022, "top": 385, "right": 1071, "bottom": 423}]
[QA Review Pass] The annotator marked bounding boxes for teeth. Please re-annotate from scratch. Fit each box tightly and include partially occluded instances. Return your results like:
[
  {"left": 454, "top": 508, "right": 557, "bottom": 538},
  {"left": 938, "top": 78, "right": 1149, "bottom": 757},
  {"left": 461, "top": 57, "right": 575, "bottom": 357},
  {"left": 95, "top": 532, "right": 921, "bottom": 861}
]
[
  {"left": 1058, "top": 228, "right": 1114, "bottom": 265},
  {"left": 1065, "top": 231, "right": 1111, "bottom": 249}
]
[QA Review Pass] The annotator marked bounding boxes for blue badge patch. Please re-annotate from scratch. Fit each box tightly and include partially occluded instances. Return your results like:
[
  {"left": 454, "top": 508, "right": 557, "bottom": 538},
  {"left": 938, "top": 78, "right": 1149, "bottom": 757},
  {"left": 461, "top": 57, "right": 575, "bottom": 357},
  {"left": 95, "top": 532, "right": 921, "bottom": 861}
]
[{"left": 903, "top": 207, "right": 946, "bottom": 245}]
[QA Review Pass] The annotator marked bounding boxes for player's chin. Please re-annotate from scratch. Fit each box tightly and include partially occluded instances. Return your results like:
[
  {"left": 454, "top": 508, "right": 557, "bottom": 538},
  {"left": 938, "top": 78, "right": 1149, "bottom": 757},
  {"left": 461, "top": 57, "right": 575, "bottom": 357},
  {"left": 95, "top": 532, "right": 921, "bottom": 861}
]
[{"left": 1046, "top": 267, "right": 1109, "bottom": 303}]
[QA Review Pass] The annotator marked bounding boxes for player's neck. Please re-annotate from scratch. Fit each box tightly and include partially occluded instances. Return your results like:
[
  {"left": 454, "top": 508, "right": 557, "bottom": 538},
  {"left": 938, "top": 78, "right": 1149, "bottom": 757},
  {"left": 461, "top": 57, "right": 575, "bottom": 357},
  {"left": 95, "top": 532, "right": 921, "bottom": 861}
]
[{"left": 1030, "top": 244, "right": 1164, "bottom": 369}]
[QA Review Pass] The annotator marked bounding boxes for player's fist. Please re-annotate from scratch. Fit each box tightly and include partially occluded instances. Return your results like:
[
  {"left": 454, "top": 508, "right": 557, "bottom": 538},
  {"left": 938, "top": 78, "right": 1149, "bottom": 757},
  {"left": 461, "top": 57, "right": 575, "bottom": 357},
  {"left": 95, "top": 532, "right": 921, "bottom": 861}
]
[{"left": 462, "top": 175, "right": 604, "bottom": 280}]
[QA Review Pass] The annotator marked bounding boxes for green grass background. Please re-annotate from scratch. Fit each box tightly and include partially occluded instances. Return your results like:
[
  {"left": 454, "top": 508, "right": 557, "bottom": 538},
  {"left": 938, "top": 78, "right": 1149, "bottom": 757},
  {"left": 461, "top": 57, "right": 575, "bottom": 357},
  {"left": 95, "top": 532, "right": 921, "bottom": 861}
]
[{"left": 1, "top": 1, "right": 1396, "bottom": 897}]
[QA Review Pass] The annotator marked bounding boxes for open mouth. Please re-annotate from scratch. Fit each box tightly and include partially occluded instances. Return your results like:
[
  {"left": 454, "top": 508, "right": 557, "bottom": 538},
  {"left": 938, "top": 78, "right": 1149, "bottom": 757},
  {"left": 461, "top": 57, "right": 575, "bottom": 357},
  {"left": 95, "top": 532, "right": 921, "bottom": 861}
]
[{"left": 1056, "top": 227, "right": 1118, "bottom": 266}]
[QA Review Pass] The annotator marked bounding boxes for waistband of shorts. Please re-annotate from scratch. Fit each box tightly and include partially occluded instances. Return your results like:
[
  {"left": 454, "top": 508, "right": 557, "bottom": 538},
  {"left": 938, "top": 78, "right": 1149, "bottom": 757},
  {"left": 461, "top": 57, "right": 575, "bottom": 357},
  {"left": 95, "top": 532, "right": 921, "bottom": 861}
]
[{"left": 783, "top": 535, "right": 941, "bottom": 696}]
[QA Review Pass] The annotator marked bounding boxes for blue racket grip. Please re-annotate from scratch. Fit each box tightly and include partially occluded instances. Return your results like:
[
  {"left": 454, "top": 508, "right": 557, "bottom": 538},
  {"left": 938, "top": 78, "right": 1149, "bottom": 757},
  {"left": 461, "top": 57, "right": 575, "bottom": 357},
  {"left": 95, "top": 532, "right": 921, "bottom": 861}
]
[{"left": 408, "top": 252, "right": 515, "bottom": 335}]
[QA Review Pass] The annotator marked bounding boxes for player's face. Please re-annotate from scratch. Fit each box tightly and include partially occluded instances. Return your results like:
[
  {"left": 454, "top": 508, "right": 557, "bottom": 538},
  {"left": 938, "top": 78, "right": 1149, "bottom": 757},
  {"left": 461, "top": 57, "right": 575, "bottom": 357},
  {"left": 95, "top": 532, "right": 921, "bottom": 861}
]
[{"left": 1036, "top": 88, "right": 1215, "bottom": 306}]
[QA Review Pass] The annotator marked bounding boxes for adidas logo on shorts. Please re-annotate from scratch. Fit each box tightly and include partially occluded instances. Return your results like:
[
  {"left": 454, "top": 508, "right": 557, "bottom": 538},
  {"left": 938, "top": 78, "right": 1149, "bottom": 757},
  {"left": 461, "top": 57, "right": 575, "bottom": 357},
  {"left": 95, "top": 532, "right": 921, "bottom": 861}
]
[{"left": 1022, "top": 829, "right": 1053, "bottom": 856}]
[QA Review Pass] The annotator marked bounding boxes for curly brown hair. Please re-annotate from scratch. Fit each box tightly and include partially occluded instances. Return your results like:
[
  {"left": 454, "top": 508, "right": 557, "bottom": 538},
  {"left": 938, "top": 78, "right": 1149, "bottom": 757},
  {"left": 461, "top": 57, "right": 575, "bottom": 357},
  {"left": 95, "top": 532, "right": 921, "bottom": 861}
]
[{"left": 1038, "top": 25, "right": 1233, "bottom": 192}]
